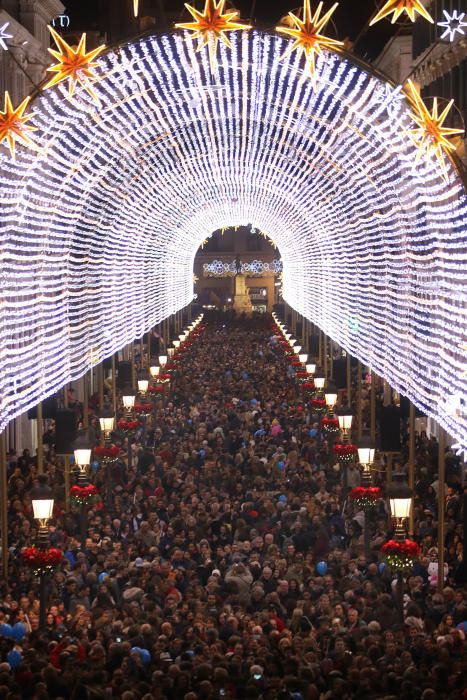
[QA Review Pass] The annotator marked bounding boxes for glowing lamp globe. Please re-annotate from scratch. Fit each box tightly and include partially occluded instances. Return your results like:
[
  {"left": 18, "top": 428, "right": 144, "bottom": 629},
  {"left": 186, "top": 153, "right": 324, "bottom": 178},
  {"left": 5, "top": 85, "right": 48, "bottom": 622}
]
[
  {"left": 31, "top": 477, "right": 54, "bottom": 523},
  {"left": 99, "top": 404, "right": 115, "bottom": 436},
  {"left": 388, "top": 476, "right": 413, "bottom": 538},
  {"left": 73, "top": 432, "right": 92, "bottom": 470},
  {"left": 338, "top": 413, "right": 353, "bottom": 432},
  {"left": 299, "top": 353, "right": 308, "bottom": 364},
  {"left": 167, "top": 348, "right": 175, "bottom": 359},
  {"left": 138, "top": 378, "right": 149, "bottom": 394},
  {"left": 173, "top": 340, "right": 180, "bottom": 349},
  {"left": 314, "top": 375, "right": 325, "bottom": 390},
  {"left": 324, "top": 383, "right": 338, "bottom": 408},
  {"left": 357, "top": 436, "right": 375, "bottom": 468},
  {"left": 159, "top": 355, "right": 167, "bottom": 368},
  {"left": 150, "top": 365, "right": 160, "bottom": 377},
  {"left": 306, "top": 363, "right": 316, "bottom": 375},
  {"left": 122, "top": 389, "right": 136, "bottom": 410}
]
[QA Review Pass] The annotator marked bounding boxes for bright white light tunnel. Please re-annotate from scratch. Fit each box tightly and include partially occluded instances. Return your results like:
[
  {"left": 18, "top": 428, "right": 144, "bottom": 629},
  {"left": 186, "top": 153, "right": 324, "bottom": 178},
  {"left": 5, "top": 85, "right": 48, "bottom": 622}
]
[{"left": 0, "top": 31, "right": 466, "bottom": 449}]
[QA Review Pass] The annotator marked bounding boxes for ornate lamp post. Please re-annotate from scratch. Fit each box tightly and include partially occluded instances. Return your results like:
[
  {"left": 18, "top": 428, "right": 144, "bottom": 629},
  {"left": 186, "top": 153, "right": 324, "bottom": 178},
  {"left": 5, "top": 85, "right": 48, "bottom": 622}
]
[
  {"left": 314, "top": 370, "right": 325, "bottom": 395},
  {"left": 73, "top": 432, "right": 92, "bottom": 485},
  {"left": 335, "top": 406, "right": 354, "bottom": 497},
  {"left": 73, "top": 432, "right": 93, "bottom": 542},
  {"left": 387, "top": 476, "right": 414, "bottom": 624},
  {"left": 99, "top": 404, "right": 115, "bottom": 446},
  {"left": 122, "top": 387, "right": 137, "bottom": 468},
  {"left": 122, "top": 387, "right": 137, "bottom": 418},
  {"left": 31, "top": 477, "right": 54, "bottom": 631},
  {"left": 137, "top": 372, "right": 149, "bottom": 396},
  {"left": 324, "top": 382, "right": 338, "bottom": 416},
  {"left": 149, "top": 363, "right": 160, "bottom": 380},
  {"left": 357, "top": 435, "right": 377, "bottom": 561},
  {"left": 324, "top": 382, "right": 338, "bottom": 465}
]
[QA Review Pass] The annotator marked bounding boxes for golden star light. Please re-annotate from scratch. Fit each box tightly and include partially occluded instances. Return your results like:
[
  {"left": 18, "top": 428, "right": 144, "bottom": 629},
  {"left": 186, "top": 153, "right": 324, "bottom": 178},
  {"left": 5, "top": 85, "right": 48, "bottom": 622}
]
[
  {"left": 44, "top": 26, "right": 106, "bottom": 101},
  {"left": 276, "top": 0, "right": 343, "bottom": 82},
  {"left": 370, "top": 0, "right": 434, "bottom": 25},
  {"left": 175, "top": 0, "right": 251, "bottom": 72},
  {"left": 0, "top": 92, "right": 36, "bottom": 160},
  {"left": 405, "top": 79, "right": 464, "bottom": 180}
]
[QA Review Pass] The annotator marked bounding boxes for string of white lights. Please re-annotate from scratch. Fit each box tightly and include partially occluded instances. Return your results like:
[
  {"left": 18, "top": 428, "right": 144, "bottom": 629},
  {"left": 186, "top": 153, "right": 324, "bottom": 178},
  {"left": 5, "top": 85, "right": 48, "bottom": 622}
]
[{"left": 0, "top": 30, "right": 465, "bottom": 449}]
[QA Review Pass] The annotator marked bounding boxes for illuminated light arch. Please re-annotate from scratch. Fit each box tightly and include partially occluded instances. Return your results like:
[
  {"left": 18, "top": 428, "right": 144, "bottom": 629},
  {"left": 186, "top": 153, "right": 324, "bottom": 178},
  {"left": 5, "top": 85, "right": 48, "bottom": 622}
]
[{"left": 0, "top": 31, "right": 466, "bottom": 448}]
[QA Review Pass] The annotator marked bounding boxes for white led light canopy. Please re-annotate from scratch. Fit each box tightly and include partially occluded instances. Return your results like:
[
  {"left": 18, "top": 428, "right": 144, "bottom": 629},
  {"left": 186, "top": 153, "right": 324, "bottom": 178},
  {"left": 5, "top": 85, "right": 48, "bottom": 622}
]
[{"left": 0, "top": 31, "right": 465, "bottom": 453}]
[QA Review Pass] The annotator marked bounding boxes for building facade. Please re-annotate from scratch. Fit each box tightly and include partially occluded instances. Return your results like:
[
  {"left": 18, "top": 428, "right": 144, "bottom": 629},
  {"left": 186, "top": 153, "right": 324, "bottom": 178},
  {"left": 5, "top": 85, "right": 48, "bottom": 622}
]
[
  {"left": 0, "top": 0, "right": 64, "bottom": 103},
  {"left": 374, "top": 0, "right": 467, "bottom": 168},
  {"left": 193, "top": 227, "right": 282, "bottom": 314}
]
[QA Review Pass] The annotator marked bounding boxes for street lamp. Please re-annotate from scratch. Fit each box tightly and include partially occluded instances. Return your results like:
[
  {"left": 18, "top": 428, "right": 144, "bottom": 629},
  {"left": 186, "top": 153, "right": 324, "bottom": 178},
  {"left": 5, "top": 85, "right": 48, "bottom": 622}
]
[
  {"left": 167, "top": 347, "right": 175, "bottom": 359},
  {"left": 99, "top": 404, "right": 115, "bottom": 445},
  {"left": 314, "top": 368, "right": 325, "bottom": 387},
  {"left": 306, "top": 363, "right": 316, "bottom": 375},
  {"left": 72, "top": 432, "right": 93, "bottom": 542},
  {"left": 31, "top": 476, "right": 54, "bottom": 632},
  {"left": 337, "top": 408, "right": 354, "bottom": 443},
  {"left": 31, "top": 477, "right": 54, "bottom": 547},
  {"left": 299, "top": 353, "right": 308, "bottom": 365},
  {"left": 357, "top": 434, "right": 376, "bottom": 562},
  {"left": 173, "top": 340, "right": 180, "bottom": 349},
  {"left": 388, "top": 476, "right": 413, "bottom": 541},
  {"left": 324, "top": 382, "right": 338, "bottom": 414},
  {"left": 159, "top": 355, "right": 168, "bottom": 369},
  {"left": 137, "top": 372, "right": 149, "bottom": 395},
  {"left": 73, "top": 432, "right": 92, "bottom": 485},
  {"left": 150, "top": 364, "right": 160, "bottom": 378},
  {"left": 122, "top": 387, "right": 136, "bottom": 417},
  {"left": 357, "top": 435, "right": 376, "bottom": 484},
  {"left": 388, "top": 475, "right": 413, "bottom": 624},
  {"left": 179, "top": 333, "right": 186, "bottom": 343}
]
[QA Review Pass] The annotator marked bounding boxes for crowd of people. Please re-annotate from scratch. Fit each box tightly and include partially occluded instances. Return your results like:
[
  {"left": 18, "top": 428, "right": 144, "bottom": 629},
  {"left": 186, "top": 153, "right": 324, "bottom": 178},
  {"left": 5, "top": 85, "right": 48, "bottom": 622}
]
[{"left": 1, "top": 315, "right": 466, "bottom": 700}]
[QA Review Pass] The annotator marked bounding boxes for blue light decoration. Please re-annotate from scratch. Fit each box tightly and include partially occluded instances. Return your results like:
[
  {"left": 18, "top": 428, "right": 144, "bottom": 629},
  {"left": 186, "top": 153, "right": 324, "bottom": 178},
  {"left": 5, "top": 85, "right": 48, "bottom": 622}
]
[
  {"left": 52, "top": 15, "right": 70, "bottom": 28},
  {"left": 0, "top": 31, "right": 465, "bottom": 451},
  {"left": 203, "top": 259, "right": 283, "bottom": 276}
]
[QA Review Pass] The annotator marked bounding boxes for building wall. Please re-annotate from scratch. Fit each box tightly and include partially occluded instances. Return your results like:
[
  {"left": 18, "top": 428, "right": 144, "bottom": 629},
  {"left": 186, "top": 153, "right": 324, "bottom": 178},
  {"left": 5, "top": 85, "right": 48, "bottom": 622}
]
[
  {"left": 0, "top": 0, "right": 64, "bottom": 102},
  {"left": 374, "top": 0, "right": 467, "bottom": 167}
]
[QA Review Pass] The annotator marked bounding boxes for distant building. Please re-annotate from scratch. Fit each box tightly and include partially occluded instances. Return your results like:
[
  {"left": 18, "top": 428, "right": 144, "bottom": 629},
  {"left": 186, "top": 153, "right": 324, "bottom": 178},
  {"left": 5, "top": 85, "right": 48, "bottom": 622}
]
[{"left": 193, "top": 227, "right": 282, "bottom": 314}]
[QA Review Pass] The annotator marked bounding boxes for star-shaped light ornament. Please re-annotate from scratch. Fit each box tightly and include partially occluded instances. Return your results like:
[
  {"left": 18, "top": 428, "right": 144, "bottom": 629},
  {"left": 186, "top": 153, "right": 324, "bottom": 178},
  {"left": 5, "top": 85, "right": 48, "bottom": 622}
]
[
  {"left": 370, "top": 0, "right": 434, "bottom": 25},
  {"left": 438, "top": 10, "right": 467, "bottom": 42},
  {"left": 405, "top": 80, "right": 464, "bottom": 181},
  {"left": 0, "top": 21, "right": 13, "bottom": 50},
  {"left": 276, "top": 0, "right": 344, "bottom": 83},
  {"left": 175, "top": 0, "right": 251, "bottom": 73},
  {"left": 44, "top": 26, "right": 106, "bottom": 101},
  {"left": 0, "top": 92, "right": 37, "bottom": 160}
]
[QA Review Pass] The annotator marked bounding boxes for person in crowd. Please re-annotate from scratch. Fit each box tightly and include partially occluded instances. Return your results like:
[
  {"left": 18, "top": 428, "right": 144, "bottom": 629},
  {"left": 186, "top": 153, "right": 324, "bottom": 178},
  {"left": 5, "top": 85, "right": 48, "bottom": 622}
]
[{"left": 0, "top": 315, "right": 464, "bottom": 699}]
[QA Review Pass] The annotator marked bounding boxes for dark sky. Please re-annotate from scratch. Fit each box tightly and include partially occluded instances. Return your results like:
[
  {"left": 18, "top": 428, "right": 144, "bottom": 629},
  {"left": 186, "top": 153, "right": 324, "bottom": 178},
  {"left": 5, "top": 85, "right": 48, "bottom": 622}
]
[{"left": 62, "top": 0, "right": 399, "bottom": 61}]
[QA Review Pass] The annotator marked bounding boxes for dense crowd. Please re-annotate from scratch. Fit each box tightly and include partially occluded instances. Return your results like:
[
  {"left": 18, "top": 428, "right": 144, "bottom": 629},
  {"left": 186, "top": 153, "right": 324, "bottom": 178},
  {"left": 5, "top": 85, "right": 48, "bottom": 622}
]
[{"left": 1, "top": 316, "right": 466, "bottom": 700}]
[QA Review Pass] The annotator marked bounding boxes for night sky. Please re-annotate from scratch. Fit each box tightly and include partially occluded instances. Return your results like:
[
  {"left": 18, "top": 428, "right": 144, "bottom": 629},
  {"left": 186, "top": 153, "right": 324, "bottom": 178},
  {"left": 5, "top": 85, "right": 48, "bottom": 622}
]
[{"left": 62, "top": 0, "right": 400, "bottom": 61}]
